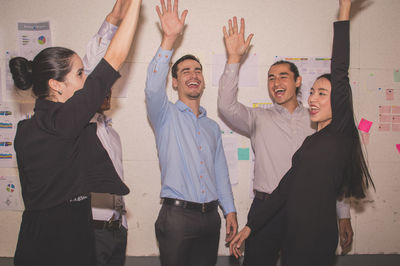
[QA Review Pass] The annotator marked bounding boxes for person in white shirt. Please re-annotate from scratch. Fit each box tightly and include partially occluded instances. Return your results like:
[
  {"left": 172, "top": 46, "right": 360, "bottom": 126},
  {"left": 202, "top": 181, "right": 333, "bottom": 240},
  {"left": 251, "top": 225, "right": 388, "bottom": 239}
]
[{"left": 91, "top": 90, "right": 128, "bottom": 266}]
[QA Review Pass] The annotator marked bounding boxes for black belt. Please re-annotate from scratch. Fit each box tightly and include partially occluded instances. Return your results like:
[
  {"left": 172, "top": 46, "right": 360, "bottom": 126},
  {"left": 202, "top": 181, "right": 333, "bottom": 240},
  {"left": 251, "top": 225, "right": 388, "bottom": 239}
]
[
  {"left": 93, "top": 219, "right": 122, "bottom": 231},
  {"left": 254, "top": 190, "right": 271, "bottom": 201},
  {"left": 162, "top": 198, "right": 218, "bottom": 213}
]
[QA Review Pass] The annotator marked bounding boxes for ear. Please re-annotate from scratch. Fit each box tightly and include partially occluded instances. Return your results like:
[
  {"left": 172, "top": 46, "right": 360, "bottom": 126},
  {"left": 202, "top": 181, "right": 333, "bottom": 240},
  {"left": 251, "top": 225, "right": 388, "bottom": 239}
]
[
  {"left": 172, "top": 77, "right": 178, "bottom": 90},
  {"left": 295, "top": 75, "right": 302, "bottom": 88},
  {"left": 48, "top": 79, "right": 64, "bottom": 95}
]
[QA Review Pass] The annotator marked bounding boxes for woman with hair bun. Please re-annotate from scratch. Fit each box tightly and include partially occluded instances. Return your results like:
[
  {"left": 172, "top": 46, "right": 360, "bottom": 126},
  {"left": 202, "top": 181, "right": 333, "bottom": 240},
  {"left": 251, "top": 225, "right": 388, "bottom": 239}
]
[{"left": 10, "top": 1, "right": 141, "bottom": 265}]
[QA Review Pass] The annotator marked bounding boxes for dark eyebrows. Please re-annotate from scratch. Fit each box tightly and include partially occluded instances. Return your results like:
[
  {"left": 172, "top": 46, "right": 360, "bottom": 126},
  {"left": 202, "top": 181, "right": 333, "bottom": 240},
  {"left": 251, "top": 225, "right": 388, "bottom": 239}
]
[
  {"left": 77, "top": 67, "right": 84, "bottom": 73},
  {"left": 179, "top": 67, "right": 202, "bottom": 73},
  {"left": 179, "top": 67, "right": 190, "bottom": 73},
  {"left": 268, "top": 72, "right": 290, "bottom": 78}
]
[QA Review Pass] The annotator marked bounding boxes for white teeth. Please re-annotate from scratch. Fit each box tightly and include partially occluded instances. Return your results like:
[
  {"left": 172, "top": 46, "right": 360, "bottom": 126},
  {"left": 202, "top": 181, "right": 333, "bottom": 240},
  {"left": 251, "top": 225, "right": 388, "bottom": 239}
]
[
  {"left": 188, "top": 81, "right": 199, "bottom": 86},
  {"left": 275, "top": 89, "right": 285, "bottom": 93}
]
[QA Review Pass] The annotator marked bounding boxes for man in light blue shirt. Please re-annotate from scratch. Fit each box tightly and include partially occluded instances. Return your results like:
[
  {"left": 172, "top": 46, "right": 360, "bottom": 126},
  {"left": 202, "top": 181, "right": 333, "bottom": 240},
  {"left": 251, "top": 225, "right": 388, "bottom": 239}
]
[{"left": 145, "top": 1, "right": 237, "bottom": 265}]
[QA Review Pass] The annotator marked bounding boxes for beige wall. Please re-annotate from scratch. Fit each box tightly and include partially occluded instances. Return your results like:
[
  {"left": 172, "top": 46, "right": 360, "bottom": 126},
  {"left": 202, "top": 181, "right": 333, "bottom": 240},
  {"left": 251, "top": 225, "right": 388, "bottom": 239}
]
[{"left": 0, "top": 0, "right": 399, "bottom": 256}]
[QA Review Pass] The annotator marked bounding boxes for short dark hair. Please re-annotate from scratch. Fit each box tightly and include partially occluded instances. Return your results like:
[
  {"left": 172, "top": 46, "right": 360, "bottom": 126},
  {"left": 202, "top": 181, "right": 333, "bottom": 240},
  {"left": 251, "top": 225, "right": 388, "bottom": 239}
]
[
  {"left": 9, "top": 47, "right": 76, "bottom": 98},
  {"left": 171, "top": 54, "right": 202, "bottom": 79},
  {"left": 270, "top": 60, "right": 301, "bottom": 95}
]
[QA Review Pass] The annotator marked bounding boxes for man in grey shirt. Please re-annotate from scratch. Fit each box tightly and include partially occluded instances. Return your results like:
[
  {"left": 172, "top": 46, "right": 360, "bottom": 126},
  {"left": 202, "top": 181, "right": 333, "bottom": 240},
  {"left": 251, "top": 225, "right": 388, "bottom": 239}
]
[{"left": 218, "top": 17, "right": 353, "bottom": 266}]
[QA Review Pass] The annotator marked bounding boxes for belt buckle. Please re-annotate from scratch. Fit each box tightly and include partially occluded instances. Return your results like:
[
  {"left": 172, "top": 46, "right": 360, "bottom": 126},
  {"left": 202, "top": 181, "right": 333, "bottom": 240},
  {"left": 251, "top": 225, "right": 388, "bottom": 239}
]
[{"left": 202, "top": 204, "right": 206, "bottom": 213}]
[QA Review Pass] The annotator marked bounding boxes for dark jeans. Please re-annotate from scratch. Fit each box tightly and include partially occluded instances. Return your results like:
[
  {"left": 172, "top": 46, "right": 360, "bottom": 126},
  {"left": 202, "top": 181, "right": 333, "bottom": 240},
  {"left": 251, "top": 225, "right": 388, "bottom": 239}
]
[
  {"left": 243, "top": 197, "right": 286, "bottom": 266},
  {"left": 155, "top": 204, "right": 221, "bottom": 266},
  {"left": 94, "top": 226, "right": 127, "bottom": 266}
]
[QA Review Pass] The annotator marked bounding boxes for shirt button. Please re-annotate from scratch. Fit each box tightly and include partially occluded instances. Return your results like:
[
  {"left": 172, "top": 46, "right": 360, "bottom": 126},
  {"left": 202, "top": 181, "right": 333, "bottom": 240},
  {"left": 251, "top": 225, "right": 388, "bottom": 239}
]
[
  {"left": 198, "top": 131, "right": 200, "bottom": 135},
  {"left": 199, "top": 146, "right": 202, "bottom": 150},
  {"left": 200, "top": 175, "right": 203, "bottom": 178},
  {"left": 200, "top": 161, "right": 203, "bottom": 164},
  {"left": 202, "top": 190, "right": 205, "bottom": 193}
]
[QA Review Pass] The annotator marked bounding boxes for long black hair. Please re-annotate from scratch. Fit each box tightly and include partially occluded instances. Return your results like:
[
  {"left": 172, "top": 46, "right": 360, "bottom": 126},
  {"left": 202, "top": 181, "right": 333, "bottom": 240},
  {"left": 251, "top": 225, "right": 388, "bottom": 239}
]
[
  {"left": 316, "top": 74, "right": 374, "bottom": 199},
  {"left": 9, "top": 47, "right": 76, "bottom": 98}
]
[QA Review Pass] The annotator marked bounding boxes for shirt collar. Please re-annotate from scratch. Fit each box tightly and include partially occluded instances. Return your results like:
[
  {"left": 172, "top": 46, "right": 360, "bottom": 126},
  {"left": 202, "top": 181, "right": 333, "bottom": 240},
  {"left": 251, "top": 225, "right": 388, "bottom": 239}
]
[
  {"left": 273, "top": 102, "right": 306, "bottom": 115},
  {"left": 175, "top": 100, "right": 207, "bottom": 118}
]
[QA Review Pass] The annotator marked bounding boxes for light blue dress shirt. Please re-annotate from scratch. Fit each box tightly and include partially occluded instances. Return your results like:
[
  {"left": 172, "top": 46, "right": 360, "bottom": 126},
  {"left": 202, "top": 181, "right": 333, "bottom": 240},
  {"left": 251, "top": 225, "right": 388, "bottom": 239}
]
[{"left": 145, "top": 48, "right": 235, "bottom": 215}]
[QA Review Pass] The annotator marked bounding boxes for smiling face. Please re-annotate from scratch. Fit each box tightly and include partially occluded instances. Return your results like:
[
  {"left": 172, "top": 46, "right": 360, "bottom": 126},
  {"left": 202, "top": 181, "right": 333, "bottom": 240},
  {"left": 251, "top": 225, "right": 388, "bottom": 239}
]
[
  {"left": 172, "top": 59, "right": 205, "bottom": 102},
  {"left": 308, "top": 77, "right": 332, "bottom": 131},
  {"left": 267, "top": 63, "right": 301, "bottom": 112}
]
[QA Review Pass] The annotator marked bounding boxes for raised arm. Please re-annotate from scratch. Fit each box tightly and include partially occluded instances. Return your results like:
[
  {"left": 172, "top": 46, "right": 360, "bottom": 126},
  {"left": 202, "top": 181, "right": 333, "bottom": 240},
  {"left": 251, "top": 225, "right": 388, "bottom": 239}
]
[
  {"left": 104, "top": 0, "right": 142, "bottom": 71},
  {"left": 218, "top": 17, "right": 255, "bottom": 136},
  {"left": 145, "top": 0, "right": 187, "bottom": 128},
  {"left": 55, "top": 0, "right": 141, "bottom": 136},
  {"left": 83, "top": 0, "right": 132, "bottom": 74},
  {"left": 330, "top": 0, "right": 353, "bottom": 133}
]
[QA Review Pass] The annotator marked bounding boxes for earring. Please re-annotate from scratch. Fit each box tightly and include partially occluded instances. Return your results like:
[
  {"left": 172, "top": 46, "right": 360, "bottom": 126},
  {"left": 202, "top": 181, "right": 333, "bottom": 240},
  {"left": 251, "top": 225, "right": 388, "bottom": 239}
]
[{"left": 57, "top": 90, "right": 63, "bottom": 95}]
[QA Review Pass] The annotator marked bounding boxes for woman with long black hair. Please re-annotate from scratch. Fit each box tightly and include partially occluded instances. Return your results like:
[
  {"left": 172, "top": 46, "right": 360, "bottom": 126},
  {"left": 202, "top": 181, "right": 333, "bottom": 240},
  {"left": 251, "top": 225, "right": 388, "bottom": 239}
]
[{"left": 230, "top": 1, "right": 374, "bottom": 265}]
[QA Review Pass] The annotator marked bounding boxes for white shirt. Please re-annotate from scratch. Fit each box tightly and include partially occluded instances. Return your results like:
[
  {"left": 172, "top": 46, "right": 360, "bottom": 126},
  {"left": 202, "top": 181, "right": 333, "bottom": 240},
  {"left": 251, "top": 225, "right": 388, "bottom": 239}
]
[{"left": 91, "top": 113, "right": 127, "bottom": 229}]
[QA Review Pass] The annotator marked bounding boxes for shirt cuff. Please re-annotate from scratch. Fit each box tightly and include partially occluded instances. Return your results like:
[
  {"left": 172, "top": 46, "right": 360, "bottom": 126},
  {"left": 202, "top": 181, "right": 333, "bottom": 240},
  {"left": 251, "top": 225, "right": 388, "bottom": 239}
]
[
  {"left": 224, "top": 63, "right": 240, "bottom": 74},
  {"left": 336, "top": 199, "right": 351, "bottom": 219},
  {"left": 97, "top": 20, "right": 118, "bottom": 41}
]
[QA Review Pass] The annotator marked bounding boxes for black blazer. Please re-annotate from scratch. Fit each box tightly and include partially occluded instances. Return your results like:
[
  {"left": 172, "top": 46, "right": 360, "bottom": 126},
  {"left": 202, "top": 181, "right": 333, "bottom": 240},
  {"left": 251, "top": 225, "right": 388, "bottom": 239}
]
[{"left": 15, "top": 59, "right": 129, "bottom": 210}]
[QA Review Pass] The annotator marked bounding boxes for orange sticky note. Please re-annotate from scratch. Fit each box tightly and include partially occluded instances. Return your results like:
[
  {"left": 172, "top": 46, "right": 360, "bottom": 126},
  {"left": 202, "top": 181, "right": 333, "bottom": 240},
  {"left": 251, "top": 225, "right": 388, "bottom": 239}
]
[
  {"left": 358, "top": 118, "right": 373, "bottom": 133},
  {"left": 392, "top": 106, "right": 400, "bottom": 114}
]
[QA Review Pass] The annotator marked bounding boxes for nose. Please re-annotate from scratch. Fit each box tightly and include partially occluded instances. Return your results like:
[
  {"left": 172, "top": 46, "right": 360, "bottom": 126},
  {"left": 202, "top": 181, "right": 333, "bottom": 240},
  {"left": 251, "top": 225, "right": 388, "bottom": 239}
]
[{"left": 274, "top": 77, "right": 280, "bottom": 87}]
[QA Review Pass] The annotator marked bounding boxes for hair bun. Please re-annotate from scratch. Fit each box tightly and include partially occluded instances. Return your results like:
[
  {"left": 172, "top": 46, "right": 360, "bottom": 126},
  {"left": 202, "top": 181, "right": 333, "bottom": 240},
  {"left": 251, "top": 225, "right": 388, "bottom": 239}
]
[{"left": 9, "top": 57, "right": 33, "bottom": 91}]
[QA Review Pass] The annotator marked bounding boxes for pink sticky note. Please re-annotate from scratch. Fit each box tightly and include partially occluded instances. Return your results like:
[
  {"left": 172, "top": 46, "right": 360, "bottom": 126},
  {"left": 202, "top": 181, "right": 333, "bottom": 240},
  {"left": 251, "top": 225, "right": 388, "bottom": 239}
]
[
  {"left": 393, "top": 124, "right": 400, "bottom": 132},
  {"left": 386, "top": 89, "right": 394, "bottom": 100},
  {"left": 379, "top": 105, "right": 391, "bottom": 114},
  {"left": 360, "top": 132, "right": 370, "bottom": 145},
  {"left": 379, "top": 114, "right": 392, "bottom": 123},
  {"left": 396, "top": 144, "right": 400, "bottom": 153},
  {"left": 358, "top": 118, "right": 373, "bottom": 133},
  {"left": 378, "top": 123, "right": 391, "bottom": 131},
  {"left": 393, "top": 115, "right": 400, "bottom": 123},
  {"left": 392, "top": 106, "right": 400, "bottom": 114}
]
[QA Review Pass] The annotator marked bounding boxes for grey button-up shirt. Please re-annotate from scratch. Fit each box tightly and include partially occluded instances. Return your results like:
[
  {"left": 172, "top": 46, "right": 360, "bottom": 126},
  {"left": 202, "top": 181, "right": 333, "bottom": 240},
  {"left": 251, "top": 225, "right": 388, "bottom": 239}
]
[{"left": 218, "top": 63, "right": 350, "bottom": 218}]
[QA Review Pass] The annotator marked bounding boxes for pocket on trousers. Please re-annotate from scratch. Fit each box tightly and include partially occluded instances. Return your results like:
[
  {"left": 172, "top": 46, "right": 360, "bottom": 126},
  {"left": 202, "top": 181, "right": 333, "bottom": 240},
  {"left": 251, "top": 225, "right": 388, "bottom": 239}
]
[{"left": 155, "top": 205, "right": 167, "bottom": 237}]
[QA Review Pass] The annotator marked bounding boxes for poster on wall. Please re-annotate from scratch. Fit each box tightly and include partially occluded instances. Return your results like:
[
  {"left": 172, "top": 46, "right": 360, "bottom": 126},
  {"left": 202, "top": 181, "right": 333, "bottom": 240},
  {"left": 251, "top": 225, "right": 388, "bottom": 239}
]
[
  {"left": 17, "top": 21, "right": 52, "bottom": 60},
  {"left": 0, "top": 104, "right": 17, "bottom": 168},
  {"left": 274, "top": 56, "right": 331, "bottom": 107},
  {"left": 0, "top": 175, "right": 23, "bottom": 211}
]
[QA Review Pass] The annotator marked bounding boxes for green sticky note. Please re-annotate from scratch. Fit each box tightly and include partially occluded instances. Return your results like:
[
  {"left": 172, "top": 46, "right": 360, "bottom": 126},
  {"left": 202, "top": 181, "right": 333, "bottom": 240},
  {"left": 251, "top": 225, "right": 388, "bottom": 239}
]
[
  {"left": 394, "top": 69, "right": 400, "bottom": 82},
  {"left": 238, "top": 148, "right": 250, "bottom": 160}
]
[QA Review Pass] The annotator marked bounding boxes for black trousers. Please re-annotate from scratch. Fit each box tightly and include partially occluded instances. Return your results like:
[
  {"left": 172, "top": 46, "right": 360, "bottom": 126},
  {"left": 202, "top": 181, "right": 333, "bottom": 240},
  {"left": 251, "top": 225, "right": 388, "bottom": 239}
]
[
  {"left": 243, "top": 197, "right": 286, "bottom": 266},
  {"left": 14, "top": 197, "right": 95, "bottom": 266},
  {"left": 94, "top": 226, "right": 127, "bottom": 266},
  {"left": 155, "top": 203, "right": 221, "bottom": 266}
]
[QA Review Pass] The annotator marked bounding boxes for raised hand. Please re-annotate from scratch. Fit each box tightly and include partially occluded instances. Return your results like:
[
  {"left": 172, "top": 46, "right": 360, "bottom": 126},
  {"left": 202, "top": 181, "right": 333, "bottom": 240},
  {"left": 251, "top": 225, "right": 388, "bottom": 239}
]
[
  {"left": 223, "top": 17, "right": 254, "bottom": 64},
  {"left": 107, "top": 0, "right": 133, "bottom": 26},
  {"left": 156, "top": 0, "right": 188, "bottom": 50}
]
